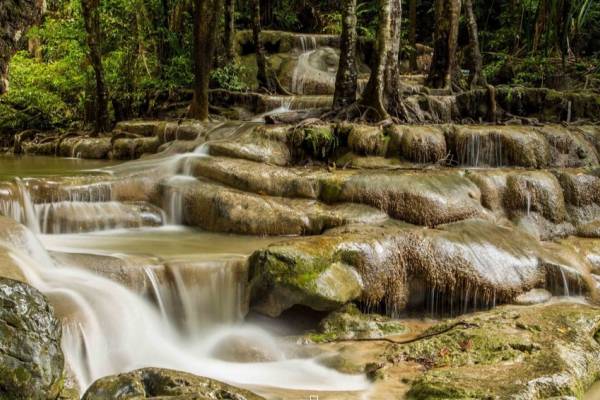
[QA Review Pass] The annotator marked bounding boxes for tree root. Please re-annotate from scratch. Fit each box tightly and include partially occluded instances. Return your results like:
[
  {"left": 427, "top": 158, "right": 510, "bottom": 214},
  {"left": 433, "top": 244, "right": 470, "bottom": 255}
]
[{"left": 323, "top": 321, "right": 480, "bottom": 345}]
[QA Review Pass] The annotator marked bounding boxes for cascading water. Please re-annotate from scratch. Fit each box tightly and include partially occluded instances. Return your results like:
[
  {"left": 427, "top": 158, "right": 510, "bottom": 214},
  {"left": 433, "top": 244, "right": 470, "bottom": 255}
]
[
  {"left": 0, "top": 123, "right": 370, "bottom": 396},
  {"left": 2, "top": 220, "right": 369, "bottom": 394}
]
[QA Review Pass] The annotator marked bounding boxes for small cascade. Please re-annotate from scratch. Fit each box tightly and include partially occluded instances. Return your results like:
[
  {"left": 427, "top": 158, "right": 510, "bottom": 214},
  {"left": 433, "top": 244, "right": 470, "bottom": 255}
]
[
  {"left": 143, "top": 266, "right": 168, "bottom": 321},
  {"left": 457, "top": 132, "right": 505, "bottom": 167},
  {"left": 144, "top": 260, "right": 248, "bottom": 334},
  {"left": 34, "top": 201, "right": 164, "bottom": 234},
  {"left": 1, "top": 225, "right": 368, "bottom": 393},
  {"left": 162, "top": 175, "right": 197, "bottom": 225}
]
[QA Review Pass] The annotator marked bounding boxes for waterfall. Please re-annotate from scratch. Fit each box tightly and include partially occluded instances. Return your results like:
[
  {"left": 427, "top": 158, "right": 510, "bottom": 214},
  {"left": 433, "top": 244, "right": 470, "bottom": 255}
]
[{"left": 1, "top": 228, "right": 369, "bottom": 393}]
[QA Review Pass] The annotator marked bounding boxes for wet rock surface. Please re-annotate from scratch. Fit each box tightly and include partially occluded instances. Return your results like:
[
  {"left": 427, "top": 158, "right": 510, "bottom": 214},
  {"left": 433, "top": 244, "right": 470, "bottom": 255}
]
[
  {"left": 398, "top": 302, "right": 600, "bottom": 399},
  {"left": 0, "top": 278, "right": 64, "bottom": 399},
  {"left": 82, "top": 368, "right": 265, "bottom": 400}
]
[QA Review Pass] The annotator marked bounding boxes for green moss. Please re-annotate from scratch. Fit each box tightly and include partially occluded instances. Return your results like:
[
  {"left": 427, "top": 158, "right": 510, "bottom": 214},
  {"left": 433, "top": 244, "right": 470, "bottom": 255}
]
[{"left": 407, "top": 375, "right": 480, "bottom": 400}]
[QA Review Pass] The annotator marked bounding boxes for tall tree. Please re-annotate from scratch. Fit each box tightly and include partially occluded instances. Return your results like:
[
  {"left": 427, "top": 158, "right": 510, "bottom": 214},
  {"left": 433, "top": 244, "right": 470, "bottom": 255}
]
[
  {"left": 333, "top": 0, "right": 358, "bottom": 109},
  {"left": 223, "top": 0, "right": 236, "bottom": 62},
  {"left": 426, "top": 0, "right": 461, "bottom": 90},
  {"left": 384, "top": 0, "right": 402, "bottom": 110},
  {"left": 409, "top": 0, "right": 418, "bottom": 71},
  {"left": 251, "top": 0, "right": 276, "bottom": 92},
  {"left": 359, "top": 0, "right": 394, "bottom": 120},
  {"left": 81, "top": 0, "right": 111, "bottom": 133},
  {"left": 189, "top": 0, "right": 224, "bottom": 120},
  {"left": 464, "top": 0, "right": 486, "bottom": 87}
]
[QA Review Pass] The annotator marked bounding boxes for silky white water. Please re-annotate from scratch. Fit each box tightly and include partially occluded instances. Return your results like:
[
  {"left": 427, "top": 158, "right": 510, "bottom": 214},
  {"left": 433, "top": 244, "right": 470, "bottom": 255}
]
[
  {"left": 0, "top": 130, "right": 370, "bottom": 395},
  {"left": 2, "top": 227, "right": 369, "bottom": 393}
]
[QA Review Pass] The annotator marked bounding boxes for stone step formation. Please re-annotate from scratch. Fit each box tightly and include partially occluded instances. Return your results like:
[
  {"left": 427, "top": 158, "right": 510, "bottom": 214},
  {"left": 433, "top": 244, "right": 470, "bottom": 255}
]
[{"left": 0, "top": 29, "right": 599, "bottom": 400}]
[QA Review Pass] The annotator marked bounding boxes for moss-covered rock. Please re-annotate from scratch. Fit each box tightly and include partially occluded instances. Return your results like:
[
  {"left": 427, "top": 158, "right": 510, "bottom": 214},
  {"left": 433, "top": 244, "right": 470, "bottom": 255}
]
[
  {"left": 346, "top": 125, "right": 389, "bottom": 157},
  {"left": 248, "top": 238, "right": 364, "bottom": 316},
  {"left": 397, "top": 125, "right": 447, "bottom": 164},
  {"left": 82, "top": 368, "right": 264, "bottom": 399},
  {"left": 0, "top": 278, "right": 64, "bottom": 400},
  {"left": 314, "top": 304, "right": 407, "bottom": 341},
  {"left": 247, "top": 219, "right": 574, "bottom": 316},
  {"left": 402, "top": 302, "right": 600, "bottom": 399}
]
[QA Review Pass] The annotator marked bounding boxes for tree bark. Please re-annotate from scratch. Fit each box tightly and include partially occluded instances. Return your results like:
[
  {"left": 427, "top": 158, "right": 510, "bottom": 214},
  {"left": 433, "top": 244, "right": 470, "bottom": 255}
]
[
  {"left": 0, "top": 0, "right": 45, "bottom": 95},
  {"left": 333, "top": 0, "right": 358, "bottom": 109},
  {"left": 384, "top": 0, "right": 402, "bottom": 109},
  {"left": 81, "top": 0, "right": 111, "bottom": 133},
  {"left": 251, "top": 0, "right": 276, "bottom": 92},
  {"left": 464, "top": 0, "right": 486, "bottom": 88},
  {"left": 360, "top": 0, "right": 393, "bottom": 120},
  {"left": 426, "top": 0, "right": 461, "bottom": 90},
  {"left": 224, "top": 0, "right": 236, "bottom": 62},
  {"left": 409, "top": 0, "right": 418, "bottom": 71},
  {"left": 189, "top": 0, "right": 224, "bottom": 120}
]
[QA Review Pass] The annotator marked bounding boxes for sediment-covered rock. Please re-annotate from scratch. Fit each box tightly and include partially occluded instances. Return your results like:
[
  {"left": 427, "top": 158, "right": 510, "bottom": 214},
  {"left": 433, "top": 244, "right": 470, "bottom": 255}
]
[
  {"left": 401, "top": 302, "right": 600, "bottom": 399},
  {"left": 447, "top": 125, "right": 551, "bottom": 168},
  {"left": 82, "top": 368, "right": 264, "bottom": 400},
  {"left": 34, "top": 201, "right": 164, "bottom": 234},
  {"left": 0, "top": 278, "right": 64, "bottom": 399},
  {"left": 248, "top": 219, "right": 582, "bottom": 316},
  {"left": 330, "top": 170, "right": 483, "bottom": 226},
  {"left": 165, "top": 178, "right": 386, "bottom": 236},
  {"left": 209, "top": 125, "right": 291, "bottom": 166},
  {"left": 505, "top": 171, "right": 567, "bottom": 222}
]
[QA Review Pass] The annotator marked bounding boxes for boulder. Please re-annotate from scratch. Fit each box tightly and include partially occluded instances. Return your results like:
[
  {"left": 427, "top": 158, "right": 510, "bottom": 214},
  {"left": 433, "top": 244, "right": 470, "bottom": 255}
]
[
  {"left": 513, "top": 288, "right": 552, "bottom": 305},
  {"left": 0, "top": 278, "right": 64, "bottom": 399},
  {"left": 248, "top": 219, "right": 570, "bottom": 316},
  {"left": 82, "top": 368, "right": 264, "bottom": 400}
]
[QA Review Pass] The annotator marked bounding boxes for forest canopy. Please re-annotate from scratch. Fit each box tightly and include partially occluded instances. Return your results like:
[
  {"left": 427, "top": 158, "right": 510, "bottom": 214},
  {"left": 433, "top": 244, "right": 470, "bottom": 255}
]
[{"left": 0, "top": 0, "right": 599, "bottom": 133}]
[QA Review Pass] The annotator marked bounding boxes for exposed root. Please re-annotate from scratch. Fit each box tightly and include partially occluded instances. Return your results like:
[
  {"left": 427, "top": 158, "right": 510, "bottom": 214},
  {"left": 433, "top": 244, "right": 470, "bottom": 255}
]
[{"left": 327, "top": 321, "right": 480, "bottom": 345}]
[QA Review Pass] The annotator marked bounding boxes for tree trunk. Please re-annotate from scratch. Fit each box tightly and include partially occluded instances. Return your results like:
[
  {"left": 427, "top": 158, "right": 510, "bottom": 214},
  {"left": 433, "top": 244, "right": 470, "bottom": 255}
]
[
  {"left": 251, "top": 0, "right": 276, "bottom": 92},
  {"left": 333, "top": 0, "right": 358, "bottom": 109},
  {"left": 384, "top": 0, "right": 402, "bottom": 109},
  {"left": 360, "top": 0, "right": 393, "bottom": 120},
  {"left": 0, "top": 0, "right": 45, "bottom": 95},
  {"left": 189, "top": 0, "right": 224, "bottom": 120},
  {"left": 157, "top": 0, "right": 171, "bottom": 75},
  {"left": 409, "top": 0, "right": 418, "bottom": 71},
  {"left": 464, "top": 0, "right": 486, "bottom": 88},
  {"left": 81, "top": 0, "right": 111, "bottom": 133},
  {"left": 426, "top": 0, "right": 461, "bottom": 90},
  {"left": 532, "top": 0, "right": 547, "bottom": 54},
  {"left": 224, "top": 0, "right": 236, "bottom": 62}
]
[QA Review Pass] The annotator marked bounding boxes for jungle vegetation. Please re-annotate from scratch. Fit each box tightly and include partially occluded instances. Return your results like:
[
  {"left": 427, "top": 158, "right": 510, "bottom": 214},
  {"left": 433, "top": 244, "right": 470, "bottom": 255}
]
[{"left": 0, "top": 0, "right": 598, "bottom": 132}]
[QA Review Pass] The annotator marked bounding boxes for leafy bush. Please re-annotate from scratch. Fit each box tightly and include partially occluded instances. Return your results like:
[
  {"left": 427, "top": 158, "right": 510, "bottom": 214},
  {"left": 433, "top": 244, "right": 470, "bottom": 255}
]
[
  {"left": 210, "top": 62, "right": 248, "bottom": 91},
  {"left": 0, "top": 51, "right": 85, "bottom": 131}
]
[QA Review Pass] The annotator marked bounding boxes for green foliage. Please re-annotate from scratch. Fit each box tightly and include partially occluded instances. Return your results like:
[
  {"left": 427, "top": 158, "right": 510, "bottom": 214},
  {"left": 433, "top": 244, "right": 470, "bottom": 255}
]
[
  {"left": 271, "top": 0, "right": 301, "bottom": 31},
  {"left": 0, "top": 51, "right": 84, "bottom": 131},
  {"left": 321, "top": 12, "right": 342, "bottom": 35},
  {"left": 210, "top": 62, "right": 249, "bottom": 91}
]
